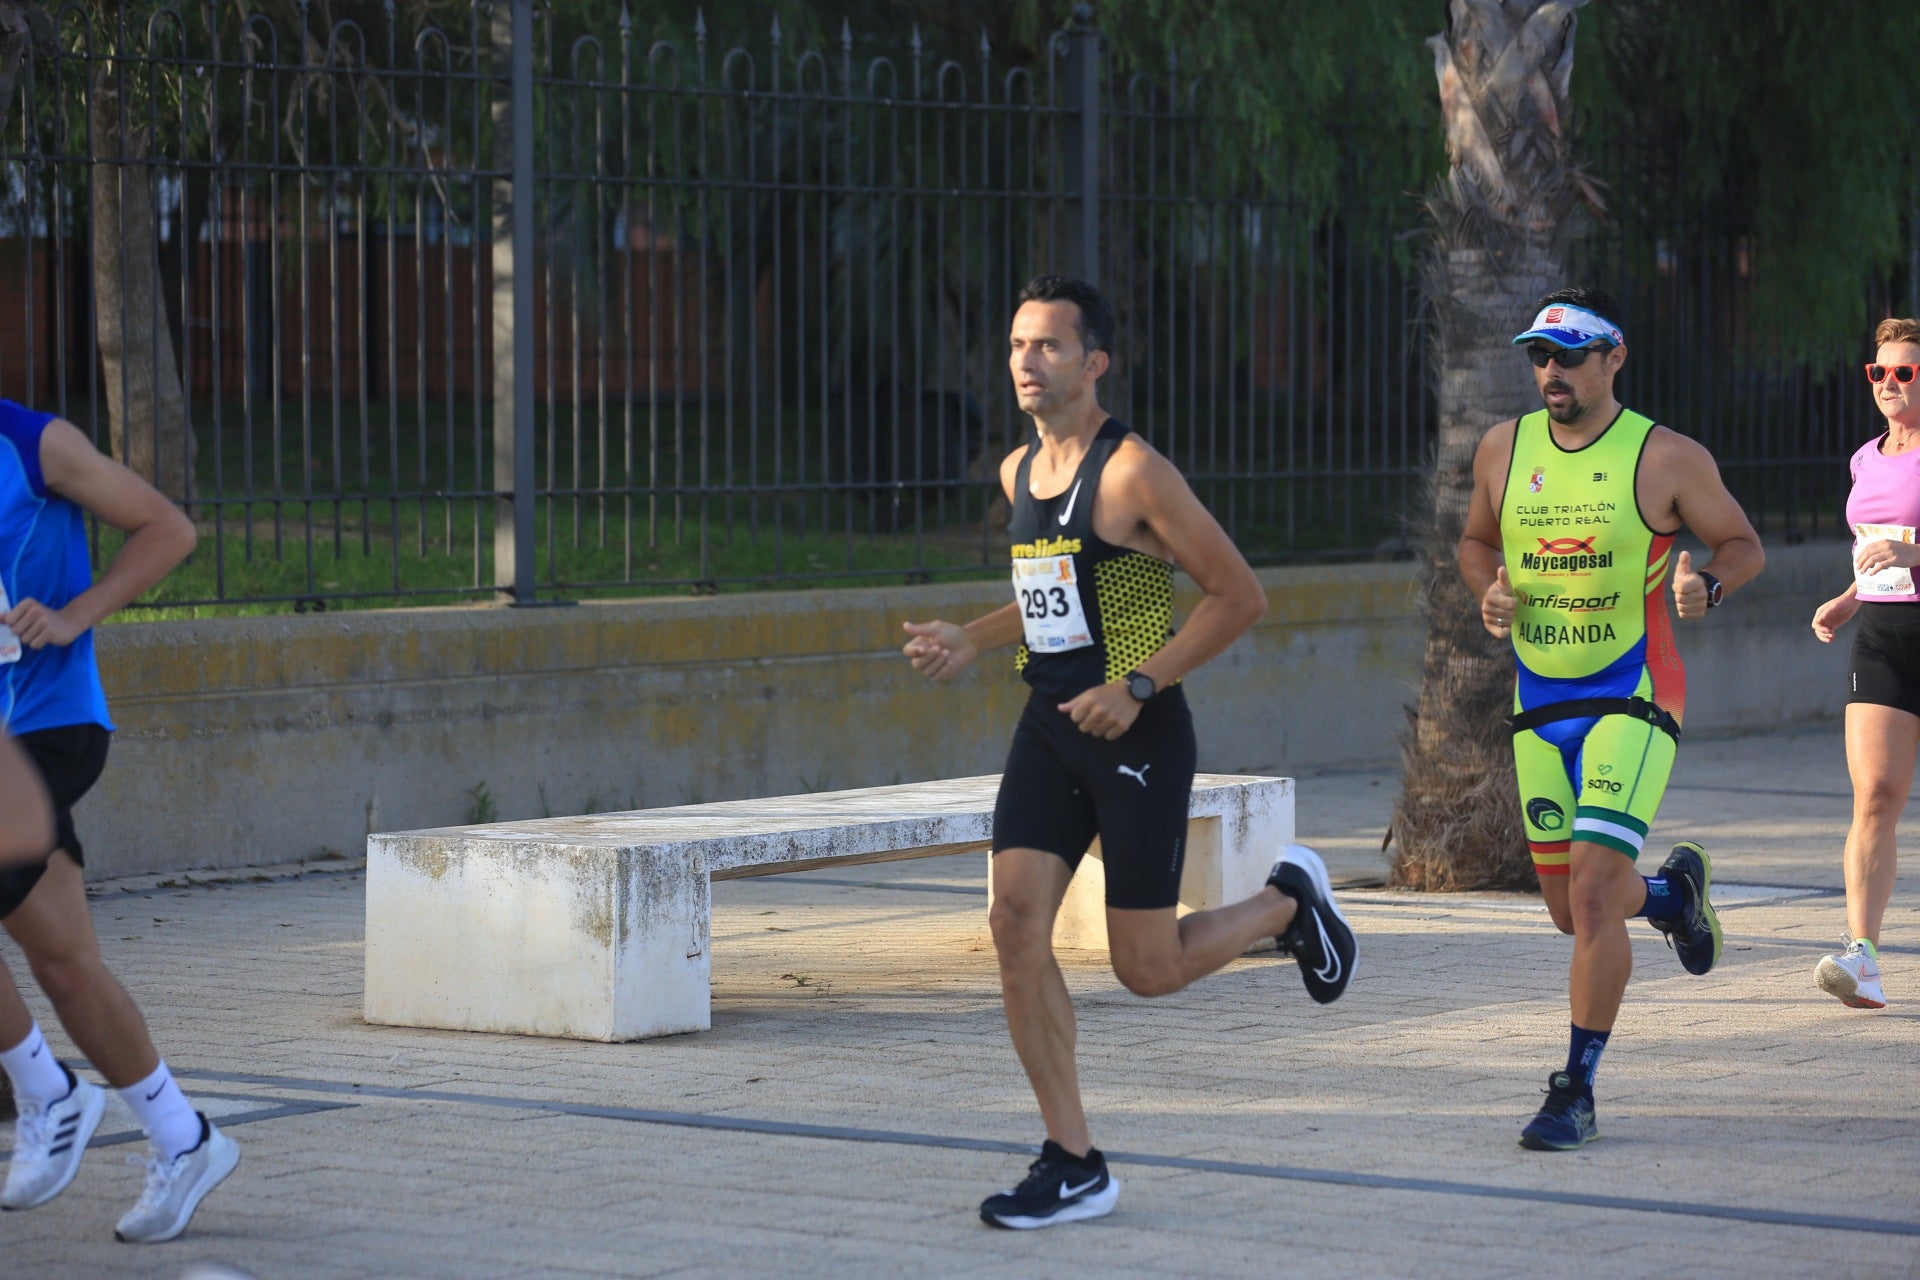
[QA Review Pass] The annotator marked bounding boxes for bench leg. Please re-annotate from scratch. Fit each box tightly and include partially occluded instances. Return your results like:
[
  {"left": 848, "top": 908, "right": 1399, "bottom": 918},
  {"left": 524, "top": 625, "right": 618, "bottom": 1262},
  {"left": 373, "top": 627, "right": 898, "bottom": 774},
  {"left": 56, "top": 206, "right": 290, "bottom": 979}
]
[
  {"left": 1183, "top": 790, "right": 1293, "bottom": 917},
  {"left": 987, "top": 783, "right": 1294, "bottom": 953},
  {"left": 365, "top": 838, "right": 713, "bottom": 1041}
]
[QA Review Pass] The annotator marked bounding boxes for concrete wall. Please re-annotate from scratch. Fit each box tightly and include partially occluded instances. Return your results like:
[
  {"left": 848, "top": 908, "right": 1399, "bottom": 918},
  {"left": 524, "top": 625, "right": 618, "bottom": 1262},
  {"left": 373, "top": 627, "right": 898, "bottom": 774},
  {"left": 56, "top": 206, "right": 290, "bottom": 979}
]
[
  {"left": 1669, "top": 540, "right": 1850, "bottom": 736},
  {"left": 84, "top": 542, "right": 1847, "bottom": 879}
]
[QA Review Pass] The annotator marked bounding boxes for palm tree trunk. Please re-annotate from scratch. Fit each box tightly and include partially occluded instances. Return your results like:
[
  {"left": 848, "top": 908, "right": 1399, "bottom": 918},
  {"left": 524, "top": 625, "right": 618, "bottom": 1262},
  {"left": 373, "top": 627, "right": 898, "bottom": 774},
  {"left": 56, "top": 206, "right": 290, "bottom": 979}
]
[{"left": 1390, "top": 0, "right": 1595, "bottom": 890}]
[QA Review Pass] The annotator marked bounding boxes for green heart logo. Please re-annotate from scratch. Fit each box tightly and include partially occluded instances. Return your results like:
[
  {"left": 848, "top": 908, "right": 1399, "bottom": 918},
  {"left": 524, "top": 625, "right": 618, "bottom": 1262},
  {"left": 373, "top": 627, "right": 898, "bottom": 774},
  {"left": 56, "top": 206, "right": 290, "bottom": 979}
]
[{"left": 1597, "top": 764, "right": 1613, "bottom": 775}]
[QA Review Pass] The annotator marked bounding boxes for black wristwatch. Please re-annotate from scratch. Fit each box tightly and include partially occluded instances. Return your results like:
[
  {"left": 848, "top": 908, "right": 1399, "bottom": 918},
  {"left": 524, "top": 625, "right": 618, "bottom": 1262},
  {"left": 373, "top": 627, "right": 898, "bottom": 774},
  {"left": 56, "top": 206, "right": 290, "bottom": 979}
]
[
  {"left": 1699, "top": 571, "right": 1724, "bottom": 609},
  {"left": 1125, "top": 670, "right": 1157, "bottom": 702}
]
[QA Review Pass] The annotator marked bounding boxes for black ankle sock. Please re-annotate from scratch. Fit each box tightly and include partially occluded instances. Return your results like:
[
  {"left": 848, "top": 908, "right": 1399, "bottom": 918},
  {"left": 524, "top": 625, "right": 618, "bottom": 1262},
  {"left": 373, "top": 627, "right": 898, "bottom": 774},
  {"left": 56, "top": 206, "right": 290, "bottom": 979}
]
[{"left": 1044, "top": 1139, "right": 1102, "bottom": 1167}]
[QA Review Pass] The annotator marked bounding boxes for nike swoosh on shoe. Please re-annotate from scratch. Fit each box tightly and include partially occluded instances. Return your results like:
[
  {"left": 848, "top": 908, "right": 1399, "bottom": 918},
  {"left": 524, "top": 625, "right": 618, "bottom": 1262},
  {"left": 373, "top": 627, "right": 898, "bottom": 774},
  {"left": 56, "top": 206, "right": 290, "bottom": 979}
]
[{"left": 1311, "top": 916, "right": 1341, "bottom": 984}]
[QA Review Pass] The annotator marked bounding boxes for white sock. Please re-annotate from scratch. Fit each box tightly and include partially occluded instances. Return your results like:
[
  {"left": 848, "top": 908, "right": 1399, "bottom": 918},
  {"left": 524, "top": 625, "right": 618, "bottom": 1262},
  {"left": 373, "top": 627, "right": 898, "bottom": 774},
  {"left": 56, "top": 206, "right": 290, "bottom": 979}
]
[
  {"left": 0, "top": 1023, "right": 72, "bottom": 1104},
  {"left": 118, "top": 1060, "right": 201, "bottom": 1160}
]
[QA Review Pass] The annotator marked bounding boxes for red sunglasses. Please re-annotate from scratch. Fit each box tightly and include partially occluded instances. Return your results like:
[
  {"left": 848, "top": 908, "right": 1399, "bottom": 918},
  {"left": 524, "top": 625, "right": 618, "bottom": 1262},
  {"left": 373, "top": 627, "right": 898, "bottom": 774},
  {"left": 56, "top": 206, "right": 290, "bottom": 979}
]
[{"left": 1866, "top": 363, "right": 1920, "bottom": 384}]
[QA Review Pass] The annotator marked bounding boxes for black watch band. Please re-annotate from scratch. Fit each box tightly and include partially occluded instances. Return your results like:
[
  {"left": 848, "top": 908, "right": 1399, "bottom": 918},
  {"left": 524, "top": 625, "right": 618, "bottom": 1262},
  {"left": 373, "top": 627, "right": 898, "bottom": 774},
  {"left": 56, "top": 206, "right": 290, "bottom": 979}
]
[
  {"left": 1699, "top": 570, "right": 1723, "bottom": 608},
  {"left": 1125, "top": 670, "right": 1157, "bottom": 702}
]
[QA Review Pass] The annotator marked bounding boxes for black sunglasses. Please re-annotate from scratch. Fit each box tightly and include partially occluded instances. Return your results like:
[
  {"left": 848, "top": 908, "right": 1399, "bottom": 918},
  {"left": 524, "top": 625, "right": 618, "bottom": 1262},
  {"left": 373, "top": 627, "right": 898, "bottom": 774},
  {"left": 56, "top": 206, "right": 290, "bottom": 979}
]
[{"left": 1524, "top": 343, "right": 1611, "bottom": 369}]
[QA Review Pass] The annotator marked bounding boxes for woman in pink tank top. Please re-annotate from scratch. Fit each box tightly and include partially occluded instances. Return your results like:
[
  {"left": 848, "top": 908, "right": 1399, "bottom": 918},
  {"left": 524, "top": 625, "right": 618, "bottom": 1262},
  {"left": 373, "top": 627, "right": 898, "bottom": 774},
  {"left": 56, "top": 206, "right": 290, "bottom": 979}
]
[{"left": 1807, "top": 316, "right": 1920, "bottom": 1009}]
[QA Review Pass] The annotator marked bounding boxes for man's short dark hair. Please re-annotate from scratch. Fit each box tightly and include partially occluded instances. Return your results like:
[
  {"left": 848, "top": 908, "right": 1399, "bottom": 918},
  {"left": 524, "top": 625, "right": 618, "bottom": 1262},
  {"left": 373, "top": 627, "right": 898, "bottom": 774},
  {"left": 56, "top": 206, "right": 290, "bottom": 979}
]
[
  {"left": 1534, "top": 286, "right": 1623, "bottom": 333},
  {"left": 1016, "top": 274, "right": 1115, "bottom": 356}
]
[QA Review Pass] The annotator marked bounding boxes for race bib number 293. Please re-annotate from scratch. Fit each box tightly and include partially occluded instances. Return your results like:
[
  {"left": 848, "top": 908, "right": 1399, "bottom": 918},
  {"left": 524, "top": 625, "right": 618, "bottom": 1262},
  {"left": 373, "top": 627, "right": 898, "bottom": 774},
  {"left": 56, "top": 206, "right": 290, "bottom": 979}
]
[{"left": 1012, "top": 555, "right": 1092, "bottom": 653}]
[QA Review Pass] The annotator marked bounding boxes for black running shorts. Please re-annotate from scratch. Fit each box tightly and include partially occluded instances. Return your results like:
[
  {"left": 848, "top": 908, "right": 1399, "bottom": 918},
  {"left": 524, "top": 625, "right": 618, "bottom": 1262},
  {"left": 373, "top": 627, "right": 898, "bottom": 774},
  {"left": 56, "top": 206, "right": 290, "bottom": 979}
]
[
  {"left": 1848, "top": 602, "right": 1920, "bottom": 719},
  {"left": 991, "top": 686, "right": 1197, "bottom": 911},
  {"left": 0, "top": 724, "right": 110, "bottom": 919}
]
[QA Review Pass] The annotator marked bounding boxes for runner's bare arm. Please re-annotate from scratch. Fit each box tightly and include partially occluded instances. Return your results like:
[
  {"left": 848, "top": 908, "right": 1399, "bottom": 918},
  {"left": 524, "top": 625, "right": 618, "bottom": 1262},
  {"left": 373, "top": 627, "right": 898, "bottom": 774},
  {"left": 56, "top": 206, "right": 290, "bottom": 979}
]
[
  {"left": 1811, "top": 583, "right": 1861, "bottom": 643},
  {"left": 1051, "top": 442, "right": 1263, "bottom": 739},
  {"left": 3, "top": 419, "right": 197, "bottom": 648},
  {"left": 1457, "top": 420, "right": 1516, "bottom": 634},
  {"left": 1099, "top": 440, "right": 1265, "bottom": 691},
  {"left": 1852, "top": 530, "right": 1920, "bottom": 572},
  {"left": 900, "top": 447, "right": 1032, "bottom": 682},
  {"left": 902, "top": 606, "right": 1024, "bottom": 683},
  {"left": 1654, "top": 429, "right": 1765, "bottom": 612}
]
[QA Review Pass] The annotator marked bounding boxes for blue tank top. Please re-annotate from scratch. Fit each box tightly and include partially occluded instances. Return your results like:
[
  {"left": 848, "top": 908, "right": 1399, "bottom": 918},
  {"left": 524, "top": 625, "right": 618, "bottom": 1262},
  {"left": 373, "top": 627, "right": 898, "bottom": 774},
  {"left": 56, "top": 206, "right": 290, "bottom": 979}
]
[{"left": 0, "top": 401, "right": 113, "bottom": 733}]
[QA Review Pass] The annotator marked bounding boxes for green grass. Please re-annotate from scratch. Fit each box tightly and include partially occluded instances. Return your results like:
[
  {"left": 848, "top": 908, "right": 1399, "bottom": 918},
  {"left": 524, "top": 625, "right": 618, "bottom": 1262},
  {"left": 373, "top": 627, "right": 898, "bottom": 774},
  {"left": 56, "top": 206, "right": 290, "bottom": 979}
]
[
  {"left": 104, "top": 494, "right": 1003, "bottom": 620},
  {"left": 76, "top": 392, "right": 1010, "bottom": 616},
  {"left": 80, "top": 393, "right": 1418, "bottom": 618}
]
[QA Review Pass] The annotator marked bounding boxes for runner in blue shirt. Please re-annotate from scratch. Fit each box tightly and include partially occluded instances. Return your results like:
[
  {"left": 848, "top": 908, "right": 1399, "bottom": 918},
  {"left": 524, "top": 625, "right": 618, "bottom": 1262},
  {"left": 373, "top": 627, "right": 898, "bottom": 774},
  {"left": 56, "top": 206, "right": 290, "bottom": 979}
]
[
  {"left": 0, "top": 401, "right": 240, "bottom": 1243},
  {"left": 0, "top": 732, "right": 53, "bottom": 865}
]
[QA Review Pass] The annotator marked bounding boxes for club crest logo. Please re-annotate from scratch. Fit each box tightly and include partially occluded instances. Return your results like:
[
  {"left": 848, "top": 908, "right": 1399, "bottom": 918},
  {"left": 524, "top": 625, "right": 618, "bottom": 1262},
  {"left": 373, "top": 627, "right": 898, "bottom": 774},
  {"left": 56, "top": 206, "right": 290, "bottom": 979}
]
[
  {"left": 1525, "top": 797, "right": 1566, "bottom": 831},
  {"left": 1529, "top": 466, "right": 1546, "bottom": 494}
]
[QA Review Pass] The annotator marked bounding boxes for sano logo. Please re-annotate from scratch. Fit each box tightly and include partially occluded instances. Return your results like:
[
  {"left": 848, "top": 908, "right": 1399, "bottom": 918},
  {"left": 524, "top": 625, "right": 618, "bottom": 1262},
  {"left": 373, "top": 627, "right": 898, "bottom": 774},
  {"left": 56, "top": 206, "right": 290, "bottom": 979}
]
[
  {"left": 1585, "top": 776, "right": 1623, "bottom": 794},
  {"left": 1520, "top": 535, "right": 1612, "bottom": 572}
]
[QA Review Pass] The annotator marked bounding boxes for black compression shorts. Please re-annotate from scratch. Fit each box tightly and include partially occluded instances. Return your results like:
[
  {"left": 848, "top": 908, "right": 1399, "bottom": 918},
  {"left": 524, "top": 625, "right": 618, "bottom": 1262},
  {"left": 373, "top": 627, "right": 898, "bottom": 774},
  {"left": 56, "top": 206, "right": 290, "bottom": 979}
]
[
  {"left": 0, "top": 724, "right": 110, "bottom": 920},
  {"left": 1849, "top": 602, "right": 1920, "bottom": 719},
  {"left": 991, "top": 686, "right": 1197, "bottom": 911}
]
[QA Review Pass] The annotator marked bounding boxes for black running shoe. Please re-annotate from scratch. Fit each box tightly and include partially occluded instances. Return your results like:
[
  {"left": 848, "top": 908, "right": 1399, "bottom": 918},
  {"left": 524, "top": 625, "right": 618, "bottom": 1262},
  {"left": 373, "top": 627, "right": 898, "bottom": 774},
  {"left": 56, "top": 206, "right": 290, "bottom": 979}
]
[
  {"left": 1518, "top": 1071, "right": 1599, "bottom": 1151},
  {"left": 1268, "top": 844, "right": 1357, "bottom": 1003},
  {"left": 979, "top": 1140, "right": 1120, "bottom": 1229},
  {"left": 1650, "top": 841, "right": 1722, "bottom": 976}
]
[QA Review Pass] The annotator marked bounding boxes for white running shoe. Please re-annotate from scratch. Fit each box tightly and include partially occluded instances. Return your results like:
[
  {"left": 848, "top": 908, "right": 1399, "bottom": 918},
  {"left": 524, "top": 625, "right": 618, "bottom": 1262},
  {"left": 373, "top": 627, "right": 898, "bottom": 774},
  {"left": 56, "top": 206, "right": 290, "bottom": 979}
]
[
  {"left": 2, "top": 1073, "right": 105, "bottom": 1210},
  {"left": 1815, "top": 937, "right": 1886, "bottom": 1010},
  {"left": 115, "top": 1114, "right": 239, "bottom": 1243}
]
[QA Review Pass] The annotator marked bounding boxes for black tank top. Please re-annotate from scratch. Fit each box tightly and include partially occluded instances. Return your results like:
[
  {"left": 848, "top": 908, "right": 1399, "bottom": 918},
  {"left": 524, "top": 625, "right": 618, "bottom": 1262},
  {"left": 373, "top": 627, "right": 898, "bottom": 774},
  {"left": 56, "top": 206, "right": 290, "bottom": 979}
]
[{"left": 1008, "top": 418, "right": 1175, "bottom": 700}]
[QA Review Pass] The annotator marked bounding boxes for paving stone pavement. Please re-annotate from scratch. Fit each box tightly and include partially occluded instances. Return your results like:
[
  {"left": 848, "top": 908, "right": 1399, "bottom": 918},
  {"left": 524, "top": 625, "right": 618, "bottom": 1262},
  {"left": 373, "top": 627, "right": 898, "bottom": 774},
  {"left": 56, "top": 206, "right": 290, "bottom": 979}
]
[{"left": 3, "top": 723, "right": 1918, "bottom": 1279}]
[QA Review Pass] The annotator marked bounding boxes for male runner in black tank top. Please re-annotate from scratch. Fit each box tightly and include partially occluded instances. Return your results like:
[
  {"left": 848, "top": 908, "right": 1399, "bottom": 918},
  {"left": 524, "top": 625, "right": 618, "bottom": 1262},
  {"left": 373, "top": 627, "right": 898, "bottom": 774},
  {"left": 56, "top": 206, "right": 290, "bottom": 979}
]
[{"left": 902, "top": 275, "right": 1358, "bottom": 1229}]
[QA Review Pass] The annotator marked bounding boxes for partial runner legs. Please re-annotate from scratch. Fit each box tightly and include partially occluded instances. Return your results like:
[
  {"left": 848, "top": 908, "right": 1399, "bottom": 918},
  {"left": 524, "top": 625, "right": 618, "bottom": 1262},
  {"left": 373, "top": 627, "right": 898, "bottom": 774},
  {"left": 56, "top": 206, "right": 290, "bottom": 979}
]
[
  {"left": 1816, "top": 703, "right": 1916, "bottom": 1007},
  {"left": 0, "top": 851, "right": 237, "bottom": 1238}
]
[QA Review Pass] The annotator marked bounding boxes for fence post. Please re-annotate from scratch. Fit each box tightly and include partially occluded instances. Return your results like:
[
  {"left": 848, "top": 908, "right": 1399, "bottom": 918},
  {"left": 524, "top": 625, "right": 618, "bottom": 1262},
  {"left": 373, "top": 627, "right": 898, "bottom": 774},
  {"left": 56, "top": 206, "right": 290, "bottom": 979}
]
[
  {"left": 491, "top": 0, "right": 537, "bottom": 604},
  {"left": 1062, "top": 5, "right": 1100, "bottom": 285},
  {"left": 1909, "top": 176, "right": 1918, "bottom": 317}
]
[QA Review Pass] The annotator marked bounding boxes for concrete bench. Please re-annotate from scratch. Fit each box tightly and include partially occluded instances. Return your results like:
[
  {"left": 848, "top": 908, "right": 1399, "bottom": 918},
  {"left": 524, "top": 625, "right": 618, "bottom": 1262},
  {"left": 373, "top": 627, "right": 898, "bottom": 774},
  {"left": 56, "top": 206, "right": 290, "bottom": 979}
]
[{"left": 363, "top": 772, "right": 1292, "bottom": 1041}]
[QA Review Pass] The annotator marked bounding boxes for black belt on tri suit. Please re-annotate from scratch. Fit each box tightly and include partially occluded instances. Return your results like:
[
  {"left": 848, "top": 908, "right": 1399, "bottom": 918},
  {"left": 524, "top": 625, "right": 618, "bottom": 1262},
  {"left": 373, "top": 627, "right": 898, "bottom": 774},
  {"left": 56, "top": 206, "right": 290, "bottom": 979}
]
[{"left": 1508, "top": 696, "right": 1681, "bottom": 742}]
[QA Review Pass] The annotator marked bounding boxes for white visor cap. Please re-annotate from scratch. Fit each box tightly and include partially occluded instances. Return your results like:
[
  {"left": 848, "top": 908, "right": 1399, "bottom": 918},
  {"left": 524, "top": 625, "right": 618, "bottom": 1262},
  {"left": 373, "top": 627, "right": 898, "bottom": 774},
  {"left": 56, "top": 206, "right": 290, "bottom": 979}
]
[{"left": 1511, "top": 303, "right": 1624, "bottom": 350}]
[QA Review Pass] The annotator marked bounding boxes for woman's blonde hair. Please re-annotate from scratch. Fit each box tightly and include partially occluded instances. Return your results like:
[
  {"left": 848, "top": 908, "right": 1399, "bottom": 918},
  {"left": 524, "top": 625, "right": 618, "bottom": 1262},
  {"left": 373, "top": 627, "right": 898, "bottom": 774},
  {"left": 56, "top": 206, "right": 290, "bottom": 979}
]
[{"left": 1874, "top": 317, "right": 1920, "bottom": 347}]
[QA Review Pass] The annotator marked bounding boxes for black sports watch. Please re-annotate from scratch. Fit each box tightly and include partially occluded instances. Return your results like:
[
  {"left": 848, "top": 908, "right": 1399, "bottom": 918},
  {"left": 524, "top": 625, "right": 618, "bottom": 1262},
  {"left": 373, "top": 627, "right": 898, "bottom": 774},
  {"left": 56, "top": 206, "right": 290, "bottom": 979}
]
[
  {"left": 1125, "top": 670, "right": 1157, "bottom": 702},
  {"left": 1699, "top": 570, "right": 1723, "bottom": 609}
]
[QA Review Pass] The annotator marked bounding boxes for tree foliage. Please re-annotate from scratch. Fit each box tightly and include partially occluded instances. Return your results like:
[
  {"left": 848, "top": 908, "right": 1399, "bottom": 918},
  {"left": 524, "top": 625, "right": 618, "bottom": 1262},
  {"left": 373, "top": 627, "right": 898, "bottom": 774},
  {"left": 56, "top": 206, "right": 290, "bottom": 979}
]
[
  {"left": 5, "top": 0, "right": 1902, "bottom": 362},
  {"left": 1575, "top": 1, "right": 1918, "bottom": 361},
  {"left": 616, "top": 0, "right": 1438, "bottom": 207},
  {"left": 653, "top": 0, "right": 1914, "bottom": 361}
]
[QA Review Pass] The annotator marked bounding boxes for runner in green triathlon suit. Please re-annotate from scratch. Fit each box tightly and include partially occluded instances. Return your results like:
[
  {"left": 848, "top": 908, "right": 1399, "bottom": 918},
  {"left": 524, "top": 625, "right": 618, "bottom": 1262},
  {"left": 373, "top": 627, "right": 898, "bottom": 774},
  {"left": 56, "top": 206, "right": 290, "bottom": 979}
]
[{"left": 1459, "top": 287, "right": 1766, "bottom": 1150}]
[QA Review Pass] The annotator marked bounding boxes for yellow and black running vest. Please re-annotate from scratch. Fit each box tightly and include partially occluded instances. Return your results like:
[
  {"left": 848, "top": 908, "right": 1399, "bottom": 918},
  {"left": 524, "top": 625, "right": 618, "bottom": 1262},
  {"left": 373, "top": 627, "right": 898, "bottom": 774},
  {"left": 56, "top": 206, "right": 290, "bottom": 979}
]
[
  {"left": 1009, "top": 419, "right": 1175, "bottom": 701},
  {"left": 1500, "top": 406, "right": 1687, "bottom": 731}
]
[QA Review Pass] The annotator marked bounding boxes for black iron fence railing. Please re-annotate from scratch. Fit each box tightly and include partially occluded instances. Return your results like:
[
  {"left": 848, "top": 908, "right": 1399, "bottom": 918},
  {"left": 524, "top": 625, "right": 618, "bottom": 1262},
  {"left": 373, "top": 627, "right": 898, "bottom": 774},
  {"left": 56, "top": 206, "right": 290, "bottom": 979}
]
[{"left": 0, "top": 3, "right": 1876, "bottom": 611}]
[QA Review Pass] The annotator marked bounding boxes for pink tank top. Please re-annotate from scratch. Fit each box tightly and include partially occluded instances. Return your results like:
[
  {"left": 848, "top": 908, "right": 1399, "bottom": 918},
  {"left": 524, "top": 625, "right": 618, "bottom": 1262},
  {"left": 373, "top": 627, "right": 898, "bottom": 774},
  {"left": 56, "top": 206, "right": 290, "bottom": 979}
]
[{"left": 1847, "top": 433, "right": 1920, "bottom": 603}]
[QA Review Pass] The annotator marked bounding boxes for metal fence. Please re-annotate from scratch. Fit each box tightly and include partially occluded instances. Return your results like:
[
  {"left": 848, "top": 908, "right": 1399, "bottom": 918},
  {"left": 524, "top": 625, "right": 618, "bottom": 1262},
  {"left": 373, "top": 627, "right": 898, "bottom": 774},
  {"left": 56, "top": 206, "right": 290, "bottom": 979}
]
[
  {"left": 1571, "top": 132, "right": 1920, "bottom": 550},
  {"left": 0, "top": 3, "right": 1876, "bottom": 610}
]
